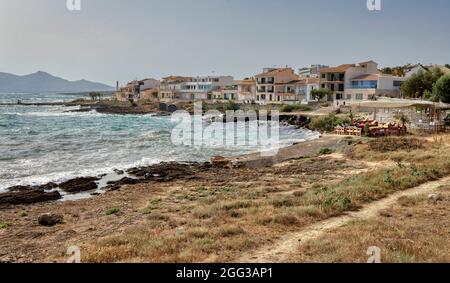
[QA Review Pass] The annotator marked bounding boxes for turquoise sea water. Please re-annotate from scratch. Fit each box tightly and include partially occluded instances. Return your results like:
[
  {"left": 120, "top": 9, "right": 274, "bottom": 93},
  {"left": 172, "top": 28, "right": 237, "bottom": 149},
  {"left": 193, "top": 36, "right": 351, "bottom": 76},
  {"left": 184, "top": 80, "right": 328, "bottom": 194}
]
[{"left": 0, "top": 93, "right": 319, "bottom": 191}]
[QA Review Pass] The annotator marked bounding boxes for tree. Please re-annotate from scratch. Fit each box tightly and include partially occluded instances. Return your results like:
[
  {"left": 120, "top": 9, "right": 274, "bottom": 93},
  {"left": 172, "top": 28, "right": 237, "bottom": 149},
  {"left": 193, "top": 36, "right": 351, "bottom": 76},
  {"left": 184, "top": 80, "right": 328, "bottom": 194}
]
[
  {"left": 381, "top": 66, "right": 406, "bottom": 77},
  {"left": 445, "top": 64, "right": 450, "bottom": 69},
  {"left": 432, "top": 73, "right": 450, "bottom": 103},
  {"left": 399, "top": 113, "right": 410, "bottom": 133},
  {"left": 310, "top": 88, "right": 331, "bottom": 101},
  {"left": 401, "top": 67, "right": 444, "bottom": 99},
  {"left": 348, "top": 110, "right": 355, "bottom": 124},
  {"left": 89, "top": 92, "right": 103, "bottom": 101}
]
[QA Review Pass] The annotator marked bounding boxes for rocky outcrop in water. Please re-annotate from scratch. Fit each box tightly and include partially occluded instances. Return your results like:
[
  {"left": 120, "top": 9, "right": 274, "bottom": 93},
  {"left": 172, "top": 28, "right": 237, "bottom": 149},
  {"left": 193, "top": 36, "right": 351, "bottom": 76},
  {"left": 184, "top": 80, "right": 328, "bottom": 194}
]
[{"left": 59, "top": 177, "right": 99, "bottom": 193}]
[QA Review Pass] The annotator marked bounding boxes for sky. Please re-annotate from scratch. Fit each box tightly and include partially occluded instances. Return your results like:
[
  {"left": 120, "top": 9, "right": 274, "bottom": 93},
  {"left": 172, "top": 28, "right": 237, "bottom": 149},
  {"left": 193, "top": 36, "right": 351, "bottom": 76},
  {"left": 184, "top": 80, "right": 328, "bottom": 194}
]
[{"left": 1, "top": 0, "right": 449, "bottom": 86}]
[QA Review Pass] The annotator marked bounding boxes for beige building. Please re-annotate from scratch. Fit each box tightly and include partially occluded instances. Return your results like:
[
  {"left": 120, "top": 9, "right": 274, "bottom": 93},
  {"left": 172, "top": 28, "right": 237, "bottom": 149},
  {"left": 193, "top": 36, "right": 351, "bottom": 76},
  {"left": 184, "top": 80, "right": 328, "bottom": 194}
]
[
  {"left": 159, "top": 76, "right": 192, "bottom": 101},
  {"left": 140, "top": 78, "right": 160, "bottom": 100},
  {"left": 114, "top": 80, "right": 142, "bottom": 101},
  {"left": 255, "top": 68, "right": 300, "bottom": 104},
  {"left": 212, "top": 84, "right": 239, "bottom": 101},
  {"left": 319, "top": 61, "right": 405, "bottom": 105},
  {"left": 237, "top": 78, "right": 256, "bottom": 103}
]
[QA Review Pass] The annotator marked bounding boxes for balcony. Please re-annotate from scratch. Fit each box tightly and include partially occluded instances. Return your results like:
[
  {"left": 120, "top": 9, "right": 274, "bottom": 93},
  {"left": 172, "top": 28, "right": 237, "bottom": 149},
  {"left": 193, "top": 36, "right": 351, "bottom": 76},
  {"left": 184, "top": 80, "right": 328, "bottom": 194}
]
[
  {"left": 257, "top": 88, "right": 274, "bottom": 93},
  {"left": 257, "top": 78, "right": 274, "bottom": 84}
]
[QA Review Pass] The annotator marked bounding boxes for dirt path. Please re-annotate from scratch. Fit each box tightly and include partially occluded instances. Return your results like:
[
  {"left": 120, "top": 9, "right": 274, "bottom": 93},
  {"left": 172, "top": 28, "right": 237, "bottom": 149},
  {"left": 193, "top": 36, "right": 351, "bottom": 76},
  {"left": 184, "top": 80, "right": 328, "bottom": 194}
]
[{"left": 237, "top": 176, "right": 450, "bottom": 263}]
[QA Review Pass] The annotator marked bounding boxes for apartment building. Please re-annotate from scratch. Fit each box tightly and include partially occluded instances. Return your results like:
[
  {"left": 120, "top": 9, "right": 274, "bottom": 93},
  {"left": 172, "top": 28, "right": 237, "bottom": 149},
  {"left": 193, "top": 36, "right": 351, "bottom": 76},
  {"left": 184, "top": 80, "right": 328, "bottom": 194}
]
[
  {"left": 179, "top": 76, "right": 234, "bottom": 100},
  {"left": 159, "top": 76, "right": 192, "bottom": 101},
  {"left": 212, "top": 84, "right": 239, "bottom": 101},
  {"left": 255, "top": 68, "right": 300, "bottom": 104},
  {"left": 319, "top": 61, "right": 406, "bottom": 105}
]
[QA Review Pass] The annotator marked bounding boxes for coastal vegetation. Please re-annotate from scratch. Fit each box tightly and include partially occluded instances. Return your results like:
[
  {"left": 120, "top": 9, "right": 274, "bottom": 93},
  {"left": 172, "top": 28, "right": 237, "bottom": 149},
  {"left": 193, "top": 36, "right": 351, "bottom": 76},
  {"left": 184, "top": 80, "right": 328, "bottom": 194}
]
[
  {"left": 432, "top": 73, "right": 450, "bottom": 103},
  {"left": 310, "top": 88, "right": 331, "bottom": 101},
  {"left": 105, "top": 208, "right": 120, "bottom": 216},
  {"left": 0, "top": 222, "right": 11, "bottom": 229},
  {"left": 381, "top": 66, "right": 406, "bottom": 77},
  {"left": 401, "top": 67, "right": 450, "bottom": 102},
  {"left": 309, "top": 114, "right": 350, "bottom": 133},
  {"left": 281, "top": 104, "right": 313, "bottom": 113}
]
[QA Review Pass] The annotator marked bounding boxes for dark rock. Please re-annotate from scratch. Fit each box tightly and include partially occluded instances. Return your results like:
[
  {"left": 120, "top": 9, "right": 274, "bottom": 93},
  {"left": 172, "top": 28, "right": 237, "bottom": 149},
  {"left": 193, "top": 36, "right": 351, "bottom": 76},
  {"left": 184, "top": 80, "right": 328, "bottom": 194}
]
[
  {"left": 36, "top": 182, "right": 58, "bottom": 190},
  {"left": 59, "top": 177, "right": 99, "bottom": 193},
  {"left": 38, "top": 213, "right": 64, "bottom": 227},
  {"left": 6, "top": 185, "right": 33, "bottom": 192},
  {"left": 7, "top": 182, "right": 58, "bottom": 192},
  {"left": 126, "top": 162, "right": 203, "bottom": 181},
  {"left": 113, "top": 169, "right": 125, "bottom": 175},
  {"left": 0, "top": 190, "right": 62, "bottom": 206}
]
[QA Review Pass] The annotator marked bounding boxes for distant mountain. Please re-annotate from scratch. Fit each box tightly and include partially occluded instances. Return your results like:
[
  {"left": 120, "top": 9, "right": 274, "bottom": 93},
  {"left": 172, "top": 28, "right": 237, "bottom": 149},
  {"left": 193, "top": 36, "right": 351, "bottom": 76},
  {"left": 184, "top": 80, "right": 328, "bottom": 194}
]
[{"left": 0, "top": 71, "right": 114, "bottom": 93}]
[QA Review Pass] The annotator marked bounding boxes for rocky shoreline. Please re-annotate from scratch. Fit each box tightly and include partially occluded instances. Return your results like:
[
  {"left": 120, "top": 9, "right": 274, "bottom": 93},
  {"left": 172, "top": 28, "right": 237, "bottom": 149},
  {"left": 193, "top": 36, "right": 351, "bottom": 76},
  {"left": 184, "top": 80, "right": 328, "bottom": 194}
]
[
  {"left": 0, "top": 162, "right": 221, "bottom": 208},
  {"left": 0, "top": 133, "right": 337, "bottom": 209}
]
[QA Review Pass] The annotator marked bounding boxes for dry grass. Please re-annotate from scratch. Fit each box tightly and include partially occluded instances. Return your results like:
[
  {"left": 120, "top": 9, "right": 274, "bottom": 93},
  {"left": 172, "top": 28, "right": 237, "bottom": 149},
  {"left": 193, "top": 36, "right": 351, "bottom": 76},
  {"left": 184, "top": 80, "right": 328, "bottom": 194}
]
[
  {"left": 290, "top": 187, "right": 450, "bottom": 263},
  {"left": 79, "top": 134, "right": 450, "bottom": 263}
]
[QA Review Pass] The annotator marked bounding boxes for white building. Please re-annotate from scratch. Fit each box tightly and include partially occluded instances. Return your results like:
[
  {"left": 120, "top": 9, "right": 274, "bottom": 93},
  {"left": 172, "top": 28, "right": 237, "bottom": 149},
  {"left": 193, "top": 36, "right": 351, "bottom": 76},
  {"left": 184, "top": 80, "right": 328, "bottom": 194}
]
[
  {"left": 180, "top": 76, "right": 234, "bottom": 100},
  {"left": 319, "top": 61, "right": 406, "bottom": 105},
  {"left": 298, "top": 65, "right": 329, "bottom": 78},
  {"left": 297, "top": 77, "right": 320, "bottom": 103},
  {"left": 404, "top": 64, "right": 429, "bottom": 78}
]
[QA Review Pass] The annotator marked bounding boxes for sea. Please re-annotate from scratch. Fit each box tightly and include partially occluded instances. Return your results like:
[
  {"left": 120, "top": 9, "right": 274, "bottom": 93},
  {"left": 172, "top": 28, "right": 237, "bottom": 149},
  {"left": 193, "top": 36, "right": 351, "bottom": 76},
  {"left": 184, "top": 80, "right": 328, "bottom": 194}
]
[{"left": 0, "top": 93, "right": 319, "bottom": 192}]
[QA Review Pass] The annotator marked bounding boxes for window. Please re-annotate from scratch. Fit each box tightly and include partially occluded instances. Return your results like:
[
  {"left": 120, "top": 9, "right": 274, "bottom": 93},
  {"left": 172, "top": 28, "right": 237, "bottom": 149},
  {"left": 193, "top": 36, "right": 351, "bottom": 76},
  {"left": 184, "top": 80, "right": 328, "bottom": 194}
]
[
  {"left": 331, "top": 84, "right": 335, "bottom": 91},
  {"left": 322, "top": 74, "right": 326, "bottom": 79},
  {"left": 346, "top": 94, "right": 352, "bottom": 100},
  {"left": 351, "top": 80, "right": 377, "bottom": 89},
  {"left": 339, "top": 84, "right": 344, "bottom": 91},
  {"left": 356, "top": 93, "right": 363, "bottom": 100},
  {"left": 393, "top": 81, "right": 403, "bottom": 87},
  {"left": 336, "top": 93, "right": 343, "bottom": 100}
]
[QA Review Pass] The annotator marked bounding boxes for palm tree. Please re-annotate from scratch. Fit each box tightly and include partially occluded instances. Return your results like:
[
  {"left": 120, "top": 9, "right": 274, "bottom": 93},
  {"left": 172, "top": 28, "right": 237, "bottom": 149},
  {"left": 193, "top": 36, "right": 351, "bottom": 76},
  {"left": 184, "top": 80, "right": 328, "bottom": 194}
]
[{"left": 399, "top": 113, "right": 410, "bottom": 134}]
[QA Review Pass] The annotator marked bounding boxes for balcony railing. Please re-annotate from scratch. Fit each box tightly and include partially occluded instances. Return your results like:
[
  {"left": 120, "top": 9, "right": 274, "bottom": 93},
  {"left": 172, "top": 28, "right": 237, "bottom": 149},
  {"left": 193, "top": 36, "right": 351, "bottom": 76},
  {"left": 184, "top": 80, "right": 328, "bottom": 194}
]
[
  {"left": 347, "top": 86, "right": 377, "bottom": 89},
  {"left": 257, "top": 79, "right": 274, "bottom": 84},
  {"left": 257, "top": 89, "right": 274, "bottom": 93}
]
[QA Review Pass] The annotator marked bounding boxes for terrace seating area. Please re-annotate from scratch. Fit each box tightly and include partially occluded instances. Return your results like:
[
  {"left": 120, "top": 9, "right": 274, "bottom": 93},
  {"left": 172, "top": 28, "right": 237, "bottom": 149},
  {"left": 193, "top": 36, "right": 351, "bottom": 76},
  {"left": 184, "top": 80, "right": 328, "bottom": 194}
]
[{"left": 334, "top": 119, "right": 406, "bottom": 137}]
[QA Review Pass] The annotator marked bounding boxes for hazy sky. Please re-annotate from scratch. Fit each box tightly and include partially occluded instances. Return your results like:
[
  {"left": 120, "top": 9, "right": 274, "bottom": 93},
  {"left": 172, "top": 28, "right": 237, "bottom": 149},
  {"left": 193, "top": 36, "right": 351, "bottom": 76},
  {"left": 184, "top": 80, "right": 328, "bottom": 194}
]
[{"left": 1, "top": 0, "right": 449, "bottom": 86}]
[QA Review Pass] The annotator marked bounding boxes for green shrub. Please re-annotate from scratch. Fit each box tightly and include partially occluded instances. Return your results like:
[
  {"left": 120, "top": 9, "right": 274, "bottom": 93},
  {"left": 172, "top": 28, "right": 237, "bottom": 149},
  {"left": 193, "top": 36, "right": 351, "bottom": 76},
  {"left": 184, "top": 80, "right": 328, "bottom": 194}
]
[
  {"left": 224, "top": 101, "right": 239, "bottom": 111},
  {"left": 281, "top": 104, "right": 312, "bottom": 113},
  {"left": 309, "top": 114, "right": 350, "bottom": 132},
  {"left": 319, "top": 148, "right": 335, "bottom": 155},
  {"left": 0, "top": 222, "right": 11, "bottom": 229},
  {"left": 105, "top": 208, "right": 120, "bottom": 215}
]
